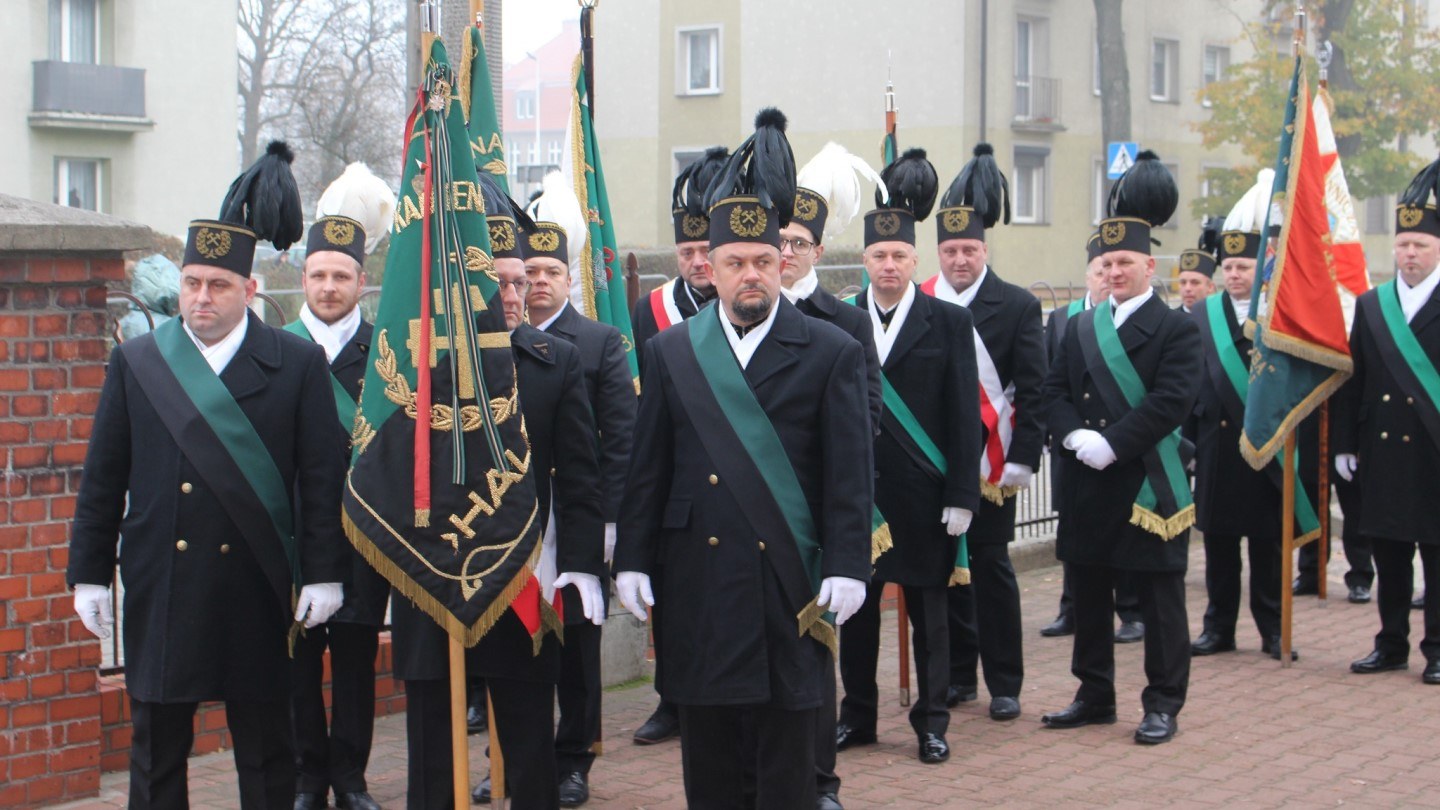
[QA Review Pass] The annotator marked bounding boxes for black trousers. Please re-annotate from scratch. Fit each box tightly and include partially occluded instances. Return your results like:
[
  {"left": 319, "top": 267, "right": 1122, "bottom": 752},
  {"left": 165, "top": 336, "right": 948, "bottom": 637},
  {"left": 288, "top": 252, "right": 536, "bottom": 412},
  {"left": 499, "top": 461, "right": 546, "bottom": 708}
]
[
  {"left": 679, "top": 704, "right": 816, "bottom": 810},
  {"left": 555, "top": 621, "right": 602, "bottom": 775},
  {"left": 129, "top": 697, "right": 293, "bottom": 810},
  {"left": 1070, "top": 563, "right": 1189, "bottom": 715},
  {"left": 290, "top": 622, "right": 379, "bottom": 796},
  {"left": 814, "top": 651, "right": 840, "bottom": 796},
  {"left": 1370, "top": 538, "right": 1440, "bottom": 662},
  {"left": 946, "top": 542, "right": 1025, "bottom": 697},
  {"left": 1298, "top": 479, "right": 1375, "bottom": 588},
  {"left": 838, "top": 581, "right": 949, "bottom": 737},
  {"left": 1201, "top": 532, "right": 1281, "bottom": 643},
  {"left": 1057, "top": 562, "right": 1143, "bottom": 624},
  {"left": 404, "top": 677, "right": 559, "bottom": 810}
]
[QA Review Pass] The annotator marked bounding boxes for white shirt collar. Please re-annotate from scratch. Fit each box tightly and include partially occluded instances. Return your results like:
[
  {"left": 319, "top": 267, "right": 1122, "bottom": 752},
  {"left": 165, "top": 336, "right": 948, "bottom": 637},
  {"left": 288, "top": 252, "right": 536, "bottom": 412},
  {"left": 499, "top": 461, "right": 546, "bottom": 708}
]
[
  {"left": 781, "top": 269, "right": 820, "bottom": 303},
  {"left": 533, "top": 298, "right": 569, "bottom": 332},
  {"left": 869, "top": 281, "right": 917, "bottom": 365},
  {"left": 1229, "top": 296, "right": 1252, "bottom": 322},
  {"left": 932, "top": 266, "right": 988, "bottom": 308},
  {"left": 184, "top": 313, "right": 249, "bottom": 375},
  {"left": 1083, "top": 292, "right": 1096, "bottom": 309},
  {"left": 1109, "top": 288, "right": 1154, "bottom": 329},
  {"left": 298, "top": 302, "right": 361, "bottom": 363},
  {"left": 719, "top": 298, "right": 780, "bottom": 369},
  {"left": 1397, "top": 268, "right": 1440, "bottom": 323}
]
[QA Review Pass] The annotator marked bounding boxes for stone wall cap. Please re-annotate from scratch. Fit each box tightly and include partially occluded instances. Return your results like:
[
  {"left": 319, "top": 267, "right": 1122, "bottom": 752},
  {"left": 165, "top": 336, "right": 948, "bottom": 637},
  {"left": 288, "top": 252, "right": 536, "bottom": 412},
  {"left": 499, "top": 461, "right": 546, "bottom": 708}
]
[{"left": 0, "top": 193, "right": 155, "bottom": 253}]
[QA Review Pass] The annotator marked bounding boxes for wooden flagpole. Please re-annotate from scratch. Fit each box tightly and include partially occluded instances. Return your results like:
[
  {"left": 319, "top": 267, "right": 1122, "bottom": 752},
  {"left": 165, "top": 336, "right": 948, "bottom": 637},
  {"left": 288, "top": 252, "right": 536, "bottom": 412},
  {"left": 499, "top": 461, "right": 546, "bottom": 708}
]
[
  {"left": 1279, "top": 431, "right": 1297, "bottom": 668},
  {"left": 449, "top": 638, "right": 471, "bottom": 807}
]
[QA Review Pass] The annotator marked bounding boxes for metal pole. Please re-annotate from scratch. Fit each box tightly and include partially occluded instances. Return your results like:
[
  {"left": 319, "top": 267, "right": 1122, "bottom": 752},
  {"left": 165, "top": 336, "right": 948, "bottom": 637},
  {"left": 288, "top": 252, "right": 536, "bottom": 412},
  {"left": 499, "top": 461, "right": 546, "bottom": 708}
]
[{"left": 1280, "top": 431, "right": 1297, "bottom": 668}]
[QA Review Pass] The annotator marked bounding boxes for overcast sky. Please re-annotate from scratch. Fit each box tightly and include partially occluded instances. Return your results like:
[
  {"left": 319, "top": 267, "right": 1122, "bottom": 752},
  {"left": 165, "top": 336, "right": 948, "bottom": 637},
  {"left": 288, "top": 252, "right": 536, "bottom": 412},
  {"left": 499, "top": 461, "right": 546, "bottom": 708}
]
[{"left": 502, "top": 0, "right": 579, "bottom": 62}]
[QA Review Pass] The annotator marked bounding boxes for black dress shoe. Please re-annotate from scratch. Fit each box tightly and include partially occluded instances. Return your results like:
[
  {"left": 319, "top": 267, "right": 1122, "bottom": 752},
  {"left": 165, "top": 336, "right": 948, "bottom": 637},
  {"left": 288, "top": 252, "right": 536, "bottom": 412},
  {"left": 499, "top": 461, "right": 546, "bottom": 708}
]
[
  {"left": 1133, "top": 712, "right": 1177, "bottom": 744},
  {"left": 1414, "top": 591, "right": 1426, "bottom": 610},
  {"left": 1114, "top": 621, "right": 1145, "bottom": 644},
  {"left": 835, "top": 722, "right": 877, "bottom": 751},
  {"left": 467, "top": 703, "right": 488, "bottom": 734},
  {"left": 633, "top": 704, "right": 679, "bottom": 745},
  {"left": 1292, "top": 577, "right": 1319, "bottom": 596},
  {"left": 1348, "top": 584, "right": 1372, "bottom": 604},
  {"left": 335, "top": 792, "right": 379, "bottom": 810},
  {"left": 558, "top": 772, "right": 589, "bottom": 807},
  {"left": 1423, "top": 660, "right": 1440, "bottom": 685},
  {"left": 1191, "top": 631, "right": 1236, "bottom": 656},
  {"left": 472, "top": 776, "right": 491, "bottom": 804},
  {"left": 945, "top": 683, "right": 978, "bottom": 707},
  {"left": 817, "top": 792, "right": 844, "bottom": 810},
  {"left": 1040, "top": 613, "right": 1074, "bottom": 637},
  {"left": 294, "top": 794, "right": 327, "bottom": 810},
  {"left": 1261, "top": 637, "right": 1299, "bottom": 662},
  {"left": 989, "top": 696, "right": 1021, "bottom": 720},
  {"left": 1040, "top": 700, "right": 1117, "bottom": 729},
  {"left": 1350, "top": 650, "right": 1409, "bottom": 674},
  {"left": 917, "top": 732, "right": 949, "bottom": 764}
]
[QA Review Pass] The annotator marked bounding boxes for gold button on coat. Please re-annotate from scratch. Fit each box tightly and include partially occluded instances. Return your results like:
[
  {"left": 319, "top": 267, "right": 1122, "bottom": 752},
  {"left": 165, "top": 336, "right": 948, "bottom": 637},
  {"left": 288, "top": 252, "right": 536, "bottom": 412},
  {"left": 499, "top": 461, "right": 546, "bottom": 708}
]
[
  {"left": 1083, "top": 393, "right": 1091, "bottom": 400},
  {"left": 1099, "top": 419, "right": 1107, "bottom": 427},
  {"left": 1408, "top": 397, "right": 1415, "bottom": 405},
  {"left": 1383, "top": 394, "right": 1391, "bottom": 402},
  {"left": 708, "top": 474, "right": 718, "bottom": 485},
  {"left": 176, "top": 540, "right": 188, "bottom": 551},
  {"left": 180, "top": 482, "right": 193, "bottom": 494},
  {"left": 708, "top": 537, "right": 719, "bottom": 547},
  {"left": 1380, "top": 432, "right": 1389, "bottom": 440},
  {"left": 1220, "top": 419, "right": 1228, "bottom": 428},
  {"left": 220, "top": 544, "right": 231, "bottom": 554},
  {"left": 758, "top": 541, "right": 766, "bottom": 551},
  {"left": 1403, "top": 435, "right": 1411, "bottom": 443}
]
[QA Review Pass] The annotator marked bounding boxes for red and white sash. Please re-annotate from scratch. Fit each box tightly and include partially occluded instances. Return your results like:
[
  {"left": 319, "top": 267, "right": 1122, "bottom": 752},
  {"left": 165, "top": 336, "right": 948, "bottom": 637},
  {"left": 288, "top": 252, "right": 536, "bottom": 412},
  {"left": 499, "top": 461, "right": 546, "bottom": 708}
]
[{"left": 650, "top": 278, "right": 683, "bottom": 331}]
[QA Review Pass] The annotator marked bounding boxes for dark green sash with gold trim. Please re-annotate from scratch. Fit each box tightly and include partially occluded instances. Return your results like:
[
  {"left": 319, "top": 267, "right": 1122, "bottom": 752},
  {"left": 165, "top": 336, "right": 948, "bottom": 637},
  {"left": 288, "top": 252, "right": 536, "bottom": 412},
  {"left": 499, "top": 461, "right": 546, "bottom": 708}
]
[
  {"left": 1077, "top": 301, "right": 1194, "bottom": 539},
  {"left": 283, "top": 318, "right": 359, "bottom": 432},
  {"left": 1366, "top": 281, "right": 1440, "bottom": 455}
]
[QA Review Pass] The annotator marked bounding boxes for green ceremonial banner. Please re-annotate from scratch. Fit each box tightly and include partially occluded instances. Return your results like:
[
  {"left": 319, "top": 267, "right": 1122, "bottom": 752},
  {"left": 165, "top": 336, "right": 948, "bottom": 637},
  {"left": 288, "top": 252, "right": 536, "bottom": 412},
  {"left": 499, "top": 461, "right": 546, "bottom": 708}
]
[{"left": 462, "top": 25, "right": 509, "bottom": 195}]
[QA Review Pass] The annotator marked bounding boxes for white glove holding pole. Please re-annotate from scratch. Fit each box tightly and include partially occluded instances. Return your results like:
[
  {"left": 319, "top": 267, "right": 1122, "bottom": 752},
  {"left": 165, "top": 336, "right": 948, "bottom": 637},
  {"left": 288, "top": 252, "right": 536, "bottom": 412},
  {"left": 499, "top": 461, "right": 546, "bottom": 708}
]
[
  {"left": 603, "top": 523, "right": 617, "bottom": 565},
  {"left": 554, "top": 572, "right": 606, "bottom": 626},
  {"left": 73, "top": 584, "right": 113, "bottom": 639},
  {"left": 1336, "top": 454, "right": 1357, "bottom": 482},
  {"left": 817, "top": 576, "right": 867, "bottom": 625},
  {"left": 998, "top": 463, "right": 1034, "bottom": 489},
  {"left": 295, "top": 582, "right": 344, "bottom": 628},
  {"left": 1074, "top": 433, "right": 1118, "bottom": 470},
  {"left": 940, "top": 507, "right": 973, "bottom": 537},
  {"left": 615, "top": 571, "right": 654, "bottom": 621}
]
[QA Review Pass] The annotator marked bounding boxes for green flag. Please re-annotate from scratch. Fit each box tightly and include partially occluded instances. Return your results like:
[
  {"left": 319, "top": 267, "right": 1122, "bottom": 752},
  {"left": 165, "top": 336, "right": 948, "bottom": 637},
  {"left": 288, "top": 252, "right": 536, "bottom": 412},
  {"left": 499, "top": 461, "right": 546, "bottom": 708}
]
[{"left": 462, "top": 24, "right": 509, "bottom": 195}]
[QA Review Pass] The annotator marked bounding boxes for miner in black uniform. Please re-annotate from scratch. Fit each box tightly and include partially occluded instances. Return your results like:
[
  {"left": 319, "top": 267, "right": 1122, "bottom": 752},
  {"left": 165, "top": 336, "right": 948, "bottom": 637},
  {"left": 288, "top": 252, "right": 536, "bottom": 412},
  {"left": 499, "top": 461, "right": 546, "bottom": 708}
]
[
  {"left": 1174, "top": 220, "right": 1221, "bottom": 314},
  {"left": 926, "top": 144, "right": 1045, "bottom": 723},
  {"left": 1334, "top": 156, "right": 1440, "bottom": 686},
  {"left": 287, "top": 164, "right": 397, "bottom": 810},
  {"left": 836, "top": 148, "right": 982, "bottom": 765},
  {"left": 70, "top": 142, "right": 350, "bottom": 809},
  {"left": 1039, "top": 152, "right": 1202, "bottom": 744},
  {"left": 614, "top": 109, "right": 872, "bottom": 809}
]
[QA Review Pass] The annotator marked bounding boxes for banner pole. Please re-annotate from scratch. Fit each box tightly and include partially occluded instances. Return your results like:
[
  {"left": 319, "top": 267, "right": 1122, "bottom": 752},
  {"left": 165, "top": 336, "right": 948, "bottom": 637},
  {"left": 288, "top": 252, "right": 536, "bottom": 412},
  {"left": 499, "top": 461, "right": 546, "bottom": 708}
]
[
  {"left": 449, "top": 637, "right": 470, "bottom": 807},
  {"left": 1280, "top": 430, "right": 1297, "bottom": 668},
  {"left": 897, "top": 589, "right": 911, "bottom": 706},
  {"left": 1318, "top": 401, "right": 1330, "bottom": 603},
  {"left": 487, "top": 685, "right": 508, "bottom": 809}
]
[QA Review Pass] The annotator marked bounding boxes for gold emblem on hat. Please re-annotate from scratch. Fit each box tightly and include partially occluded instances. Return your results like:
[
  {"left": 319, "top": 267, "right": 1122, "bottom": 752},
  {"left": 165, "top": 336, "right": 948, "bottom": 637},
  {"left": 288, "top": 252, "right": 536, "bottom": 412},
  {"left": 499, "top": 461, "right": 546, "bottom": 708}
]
[
  {"left": 195, "top": 227, "right": 232, "bottom": 260},
  {"left": 943, "top": 209, "right": 971, "bottom": 235},
  {"left": 682, "top": 214, "right": 709, "bottom": 239},
  {"left": 1223, "top": 233, "right": 1247, "bottom": 256},
  {"left": 794, "top": 193, "right": 820, "bottom": 222},
  {"left": 729, "top": 205, "right": 768, "bottom": 239},
  {"left": 324, "top": 219, "right": 357, "bottom": 246},
  {"left": 1180, "top": 252, "right": 1199, "bottom": 271},
  {"left": 1100, "top": 221, "right": 1126, "bottom": 245},
  {"left": 529, "top": 230, "right": 562, "bottom": 253},
  {"left": 873, "top": 212, "right": 901, "bottom": 237},
  {"left": 490, "top": 221, "right": 516, "bottom": 252},
  {"left": 1398, "top": 206, "right": 1424, "bottom": 229}
]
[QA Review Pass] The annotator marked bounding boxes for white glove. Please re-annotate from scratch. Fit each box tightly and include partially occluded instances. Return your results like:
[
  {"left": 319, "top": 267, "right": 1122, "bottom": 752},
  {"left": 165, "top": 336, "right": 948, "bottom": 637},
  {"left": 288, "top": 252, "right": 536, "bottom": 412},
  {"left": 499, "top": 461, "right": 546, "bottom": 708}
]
[
  {"left": 940, "top": 507, "right": 973, "bottom": 537},
  {"left": 554, "top": 572, "right": 606, "bottom": 626},
  {"left": 1062, "top": 428, "right": 1102, "bottom": 452},
  {"left": 1336, "top": 453, "right": 1357, "bottom": 482},
  {"left": 1075, "top": 433, "right": 1118, "bottom": 470},
  {"left": 295, "top": 582, "right": 344, "bottom": 628},
  {"left": 615, "top": 571, "right": 654, "bottom": 621},
  {"left": 999, "top": 463, "right": 1034, "bottom": 489},
  {"left": 73, "top": 584, "right": 113, "bottom": 639},
  {"left": 603, "top": 523, "right": 617, "bottom": 565},
  {"left": 817, "top": 576, "right": 867, "bottom": 625}
]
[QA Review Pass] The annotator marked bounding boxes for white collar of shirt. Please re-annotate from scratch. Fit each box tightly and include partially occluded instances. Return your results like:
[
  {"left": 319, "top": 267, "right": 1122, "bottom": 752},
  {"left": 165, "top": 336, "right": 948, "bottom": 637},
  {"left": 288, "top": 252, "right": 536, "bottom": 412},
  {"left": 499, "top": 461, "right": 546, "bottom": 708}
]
[
  {"left": 533, "top": 298, "right": 569, "bottom": 332},
  {"left": 1397, "top": 268, "right": 1440, "bottom": 323},
  {"left": 1109, "top": 288, "right": 1153, "bottom": 329},
  {"left": 1229, "top": 296, "right": 1251, "bottom": 322},
  {"left": 869, "top": 281, "right": 917, "bottom": 365},
  {"left": 719, "top": 298, "right": 780, "bottom": 369},
  {"left": 184, "top": 314, "right": 249, "bottom": 375},
  {"left": 298, "top": 302, "right": 360, "bottom": 363},
  {"left": 781, "top": 269, "right": 820, "bottom": 303},
  {"left": 1083, "top": 292, "right": 1096, "bottom": 310},
  {"left": 933, "top": 266, "right": 987, "bottom": 308}
]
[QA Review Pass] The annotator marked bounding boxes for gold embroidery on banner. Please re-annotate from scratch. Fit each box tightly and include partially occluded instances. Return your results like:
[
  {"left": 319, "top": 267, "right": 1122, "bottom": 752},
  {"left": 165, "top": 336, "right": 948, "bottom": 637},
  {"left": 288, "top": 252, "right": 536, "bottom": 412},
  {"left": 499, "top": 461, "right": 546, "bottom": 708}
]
[
  {"left": 377, "top": 327, "right": 515, "bottom": 431},
  {"left": 194, "top": 228, "right": 232, "bottom": 259},
  {"left": 681, "top": 214, "right": 709, "bottom": 239},
  {"left": 1399, "top": 206, "right": 1424, "bottom": 229},
  {"left": 324, "top": 219, "right": 357, "bottom": 246},
  {"left": 942, "top": 208, "right": 971, "bottom": 235},
  {"left": 729, "top": 205, "right": 768, "bottom": 239},
  {"left": 1101, "top": 221, "right": 1126, "bottom": 245},
  {"left": 873, "top": 212, "right": 901, "bottom": 237},
  {"left": 528, "top": 230, "right": 561, "bottom": 253},
  {"left": 481, "top": 157, "right": 508, "bottom": 176},
  {"left": 1223, "top": 233, "right": 1247, "bottom": 257}
]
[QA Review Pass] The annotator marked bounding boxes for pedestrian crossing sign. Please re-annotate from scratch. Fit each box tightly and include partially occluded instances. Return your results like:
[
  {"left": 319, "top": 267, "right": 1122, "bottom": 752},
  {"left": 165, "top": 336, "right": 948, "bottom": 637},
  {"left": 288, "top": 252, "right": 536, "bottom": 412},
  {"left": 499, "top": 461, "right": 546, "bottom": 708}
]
[{"left": 1107, "top": 142, "right": 1138, "bottom": 179}]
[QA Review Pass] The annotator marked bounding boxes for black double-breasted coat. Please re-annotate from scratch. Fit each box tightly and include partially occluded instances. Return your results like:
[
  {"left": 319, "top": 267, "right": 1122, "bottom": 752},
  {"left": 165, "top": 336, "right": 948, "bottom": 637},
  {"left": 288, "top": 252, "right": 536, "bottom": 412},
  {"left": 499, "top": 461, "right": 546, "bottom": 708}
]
[{"left": 795, "top": 285, "right": 883, "bottom": 432}]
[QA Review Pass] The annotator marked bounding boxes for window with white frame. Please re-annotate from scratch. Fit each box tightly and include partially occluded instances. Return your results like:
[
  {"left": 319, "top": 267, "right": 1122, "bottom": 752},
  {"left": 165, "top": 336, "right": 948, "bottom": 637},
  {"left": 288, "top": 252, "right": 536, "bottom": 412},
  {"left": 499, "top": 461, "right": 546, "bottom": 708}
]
[
  {"left": 1151, "top": 38, "right": 1179, "bottom": 102},
  {"left": 1013, "top": 147, "right": 1049, "bottom": 224},
  {"left": 1202, "top": 45, "right": 1230, "bottom": 106},
  {"left": 678, "top": 26, "right": 721, "bottom": 95},
  {"left": 49, "top": 0, "right": 99, "bottom": 64},
  {"left": 515, "top": 91, "right": 536, "bottom": 120},
  {"left": 547, "top": 140, "right": 562, "bottom": 167},
  {"left": 56, "top": 158, "right": 101, "bottom": 211}
]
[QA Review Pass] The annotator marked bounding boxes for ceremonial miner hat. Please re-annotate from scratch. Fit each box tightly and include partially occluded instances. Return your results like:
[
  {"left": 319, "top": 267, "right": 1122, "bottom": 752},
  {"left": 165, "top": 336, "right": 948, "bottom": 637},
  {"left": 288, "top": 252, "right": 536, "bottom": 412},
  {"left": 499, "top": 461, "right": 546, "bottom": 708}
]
[
  {"left": 1097, "top": 149, "right": 1177, "bottom": 257},
  {"left": 477, "top": 171, "right": 535, "bottom": 261},
  {"left": 307, "top": 162, "right": 397, "bottom": 266},
  {"left": 672, "top": 146, "right": 730, "bottom": 244},
  {"left": 523, "top": 222, "right": 568, "bottom": 265},
  {"left": 937, "top": 143, "right": 1010, "bottom": 243},
  {"left": 1178, "top": 217, "right": 1223, "bottom": 277},
  {"left": 794, "top": 142, "right": 884, "bottom": 244},
  {"left": 1086, "top": 231, "right": 1104, "bottom": 264},
  {"left": 185, "top": 140, "right": 303, "bottom": 277},
  {"left": 1397, "top": 154, "right": 1440, "bottom": 238},
  {"left": 864, "top": 148, "right": 937, "bottom": 248},
  {"left": 526, "top": 171, "right": 587, "bottom": 267},
  {"left": 705, "top": 108, "right": 796, "bottom": 250},
  {"left": 1220, "top": 169, "right": 1275, "bottom": 260}
]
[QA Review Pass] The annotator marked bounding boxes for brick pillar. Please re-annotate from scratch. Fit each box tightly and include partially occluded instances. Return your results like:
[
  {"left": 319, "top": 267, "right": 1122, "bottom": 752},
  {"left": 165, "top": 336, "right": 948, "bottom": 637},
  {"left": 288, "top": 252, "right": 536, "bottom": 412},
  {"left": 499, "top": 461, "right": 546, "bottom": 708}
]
[{"left": 1, "top": 251, "right": 125, "bottom": 807}]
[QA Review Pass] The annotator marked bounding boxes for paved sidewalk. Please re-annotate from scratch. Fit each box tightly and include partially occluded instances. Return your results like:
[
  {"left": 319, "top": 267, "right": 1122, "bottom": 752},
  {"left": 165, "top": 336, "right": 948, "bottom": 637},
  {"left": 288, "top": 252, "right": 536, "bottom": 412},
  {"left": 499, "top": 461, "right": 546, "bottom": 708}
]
[{"left": 59, "top": 544, "right": 1438, "bottom": 808}]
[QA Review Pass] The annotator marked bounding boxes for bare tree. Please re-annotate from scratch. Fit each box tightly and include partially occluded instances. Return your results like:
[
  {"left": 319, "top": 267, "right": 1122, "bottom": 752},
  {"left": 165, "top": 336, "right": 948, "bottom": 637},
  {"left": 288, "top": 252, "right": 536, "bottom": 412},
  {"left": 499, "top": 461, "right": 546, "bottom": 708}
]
[
  {"left": 1093, "top": 0, "right": 1131, "bottom": 170},
  {"left": 237, "top": 0, "right": 343, "bottom": 165}
]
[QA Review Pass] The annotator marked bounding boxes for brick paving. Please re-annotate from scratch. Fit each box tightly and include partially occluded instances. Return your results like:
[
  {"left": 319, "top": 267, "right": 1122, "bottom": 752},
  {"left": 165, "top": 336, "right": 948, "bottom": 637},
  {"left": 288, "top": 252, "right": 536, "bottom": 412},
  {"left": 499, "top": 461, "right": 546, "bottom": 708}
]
[{"left": 57, "top": 543, "right": 1439, "bottom": 809}]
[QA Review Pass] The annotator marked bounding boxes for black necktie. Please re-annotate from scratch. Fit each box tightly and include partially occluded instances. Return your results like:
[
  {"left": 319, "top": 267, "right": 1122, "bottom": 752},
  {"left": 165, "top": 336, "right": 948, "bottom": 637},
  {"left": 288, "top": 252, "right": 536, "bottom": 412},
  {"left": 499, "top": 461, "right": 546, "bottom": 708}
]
[
  {"left": 732, "top": 321, "right": 757, "bottom": 339},
  {"left": 877, "top": 307, "right": 896, "bottom": 330}
]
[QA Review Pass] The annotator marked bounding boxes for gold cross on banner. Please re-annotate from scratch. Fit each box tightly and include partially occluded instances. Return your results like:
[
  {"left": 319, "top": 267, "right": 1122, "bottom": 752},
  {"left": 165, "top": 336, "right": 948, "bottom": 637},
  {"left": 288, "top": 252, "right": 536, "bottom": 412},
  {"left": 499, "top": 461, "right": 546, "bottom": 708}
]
[{"left": 407, "top": 283, "right": 509, "bottom": 399}]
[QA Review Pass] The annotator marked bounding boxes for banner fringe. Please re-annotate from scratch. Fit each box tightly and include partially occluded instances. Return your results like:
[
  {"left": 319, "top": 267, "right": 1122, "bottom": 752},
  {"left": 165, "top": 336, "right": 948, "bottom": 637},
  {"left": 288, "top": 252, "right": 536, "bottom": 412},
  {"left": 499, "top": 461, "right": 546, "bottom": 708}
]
[
  {"left": 871, "top": 522, "right": 893, "bottom": 565},
  {"left": 1260, "top": 328, "right": 1354, "bottom": 374},
  {"left": 1238, "top": 369, "right": 1348, "bottom": 470},
  {"left": 949, "top": 566, "right": 972, "bottom": 586},
  {"left": 980, "top": 479, "right": 1022, "bottom": 506},
  {"left": 797, "top": 597, "right": 839, "bottom": 658},
  {"left": 1129, "top": 503, "right": 1195, "bottom": 541}
]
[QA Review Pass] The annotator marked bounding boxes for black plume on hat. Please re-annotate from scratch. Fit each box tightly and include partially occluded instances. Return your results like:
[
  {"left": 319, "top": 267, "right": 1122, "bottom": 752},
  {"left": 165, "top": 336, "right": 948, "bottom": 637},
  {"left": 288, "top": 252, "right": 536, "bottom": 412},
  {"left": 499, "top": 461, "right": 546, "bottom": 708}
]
[
  {"left": 940, "top": 143, "right": 1010, "bottom": 228},
  {"left": 706, "top": 108, "right": 797, "bottom": 225},
  {"left": 1106, "top": 149, "right": 1178, "bottom": 229},
  {"left": 1400, "top": 154, "right": 1440, "bottom": 208},
  {"left": 1198, "top": 216, "right": 1224, "bottom": 256},
  {"left": 219, "top": 140, "right": 304, "bottom": 251},
  {"left": 877, "top": 148, "right": 938, "bottom": 222},
  {"left": 477, "top": 171, "right": 535, "bottom": 232},
  {"left": 672, "top": 146, "right": 729, "bottom": 217}
]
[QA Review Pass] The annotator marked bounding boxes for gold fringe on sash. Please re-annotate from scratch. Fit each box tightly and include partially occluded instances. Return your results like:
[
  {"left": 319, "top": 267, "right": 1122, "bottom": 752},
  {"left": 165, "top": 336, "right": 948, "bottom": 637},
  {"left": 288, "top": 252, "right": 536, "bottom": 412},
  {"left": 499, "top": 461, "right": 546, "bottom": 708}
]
[
  {"left": 871, "top": 522, "right": 893, "bottom": 564},
  {"left": 980, "top": 478, "right": 1022, "bottom": 507},
  {"left": 1128, "top": 503, "right": 1196, "bottom": 541},
  {"left": 948, "top": 566, "right": 972, "bottom": 586},
  {"left": 796, "top": 596, "right": 839, "bottom": 658}
]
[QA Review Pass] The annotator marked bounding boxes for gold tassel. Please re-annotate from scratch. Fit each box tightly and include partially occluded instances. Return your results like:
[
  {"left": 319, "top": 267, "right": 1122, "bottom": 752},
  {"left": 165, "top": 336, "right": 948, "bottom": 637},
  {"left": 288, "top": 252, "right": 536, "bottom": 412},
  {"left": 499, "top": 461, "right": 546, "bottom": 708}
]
[
  {"left": 795, "top": 595, "right": 840, "bottom": 657},
  {"left": 949, "top": 566, "right": 972, "bottom": 586},
  {"left": 980, "top": 478, "right": 1021, "bottom": 506},
  {"left": 415, "top": 509, "right": 430, "bottom": 528},
  {"left": 1128, "top": 503, "right": 1196, "bottom": 541},
  {"left": 870, "top": 523, "right": 893, "bottom": 564},
  {"left": 457, "top": 28, "right": 475, "bottom": 124}
]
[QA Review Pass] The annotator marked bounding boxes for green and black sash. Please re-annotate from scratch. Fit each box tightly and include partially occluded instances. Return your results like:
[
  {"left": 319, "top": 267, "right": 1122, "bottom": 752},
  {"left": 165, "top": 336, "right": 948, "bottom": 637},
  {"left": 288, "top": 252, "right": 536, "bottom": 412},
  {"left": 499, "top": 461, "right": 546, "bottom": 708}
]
[
  {"left": 283, "top": 319, "right": 359, "bottom": 432},
  {"left": 122, "top": 319, "right": 301, "bottom": 613},
  {"left": 1363, "top": 281, "right": 1440, "bottom": 455},
  {"left": 880, "top": 374, "right": 970, "bottom": 585},
  {"left": 1200, "top": 294, "right": 1319, "bottom": 541},
  {"left": 1076, "top": 301, "right": 1194, "bottom": 540}
]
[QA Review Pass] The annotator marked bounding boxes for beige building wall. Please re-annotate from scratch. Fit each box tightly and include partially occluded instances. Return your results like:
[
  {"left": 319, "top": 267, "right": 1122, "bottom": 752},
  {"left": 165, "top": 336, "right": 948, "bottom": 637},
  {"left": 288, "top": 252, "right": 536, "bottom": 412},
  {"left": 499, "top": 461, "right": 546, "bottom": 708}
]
[{"left": 0, "top": 0, "right": 238, "bottom": 241}]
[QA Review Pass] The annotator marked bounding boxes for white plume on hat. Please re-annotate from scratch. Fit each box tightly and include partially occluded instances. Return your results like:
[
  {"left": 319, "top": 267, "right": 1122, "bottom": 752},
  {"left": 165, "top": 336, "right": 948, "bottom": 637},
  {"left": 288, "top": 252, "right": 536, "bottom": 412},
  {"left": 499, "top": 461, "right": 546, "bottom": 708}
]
[
  {"left": 526, "top": 171, "right": 588, "bottom": 266},
  {"left": 315, "top": 163, "right": 398, "bottom": 254},
  {"left": 1223, "top": 168, "right": 1276, "bottom": 234},
  {"left": 797, "top": 142, "right": 887, "bottom": 238}
]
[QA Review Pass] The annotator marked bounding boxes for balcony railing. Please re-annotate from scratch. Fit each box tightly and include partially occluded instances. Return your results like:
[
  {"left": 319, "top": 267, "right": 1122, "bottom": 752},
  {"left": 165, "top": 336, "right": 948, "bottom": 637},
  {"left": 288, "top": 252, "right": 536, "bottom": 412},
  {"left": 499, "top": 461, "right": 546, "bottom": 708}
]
[
  {"left": 1013, "top": 75, "right": 1064, "bottom": 131},
  {"left": 31, "top": 60, "right": 152, "bottom": 131}
]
